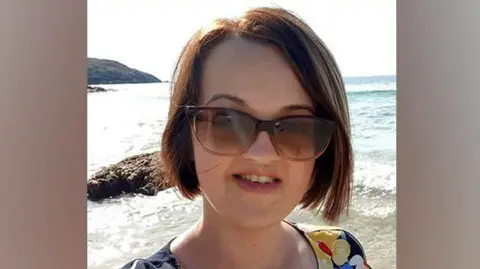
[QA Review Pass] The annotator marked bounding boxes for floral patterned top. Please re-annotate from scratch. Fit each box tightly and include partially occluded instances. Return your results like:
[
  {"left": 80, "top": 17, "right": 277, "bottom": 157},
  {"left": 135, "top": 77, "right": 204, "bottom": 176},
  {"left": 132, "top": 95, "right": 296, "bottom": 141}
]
[{"left": 120, "top": 221, "right": 372, "bottom": 269}]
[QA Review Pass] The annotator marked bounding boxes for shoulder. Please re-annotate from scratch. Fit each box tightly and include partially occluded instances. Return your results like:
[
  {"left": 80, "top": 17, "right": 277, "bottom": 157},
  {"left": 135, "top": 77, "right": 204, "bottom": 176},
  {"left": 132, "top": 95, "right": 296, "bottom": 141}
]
[
  {"left": 293, "top": 222, "right": 372, "bottom": 268},
  {"left": 119, "top": 242, "right": 181, "bottom": 269}
]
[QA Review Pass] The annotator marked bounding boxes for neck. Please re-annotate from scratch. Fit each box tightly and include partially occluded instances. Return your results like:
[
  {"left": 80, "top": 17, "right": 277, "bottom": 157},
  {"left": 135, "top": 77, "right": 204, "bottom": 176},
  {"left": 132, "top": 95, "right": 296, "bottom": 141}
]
[
  {"left": 197, "top": 217, "right": 292, "bottom": 269},
  {"left": 173, "top": 203, "right": 296, "bottom": 269}
]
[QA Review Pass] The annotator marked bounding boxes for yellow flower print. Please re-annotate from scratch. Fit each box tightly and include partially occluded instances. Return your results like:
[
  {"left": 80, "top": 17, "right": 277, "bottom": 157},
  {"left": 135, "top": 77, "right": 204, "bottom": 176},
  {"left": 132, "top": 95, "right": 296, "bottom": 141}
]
[
  {"left": 317, "top": 256, "right": 334, "bottom": 269},
  {"left": 332, "top": 239, "right": 351, "bottom": 266},
  {"left": 307, "top": 230, "right": 342, "bottom": 269}
]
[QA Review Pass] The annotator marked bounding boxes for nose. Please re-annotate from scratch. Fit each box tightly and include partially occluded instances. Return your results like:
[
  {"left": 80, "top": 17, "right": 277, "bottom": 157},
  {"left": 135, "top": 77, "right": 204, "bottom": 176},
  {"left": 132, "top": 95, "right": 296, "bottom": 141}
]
[{"left": 243, "top": 131, "right": 280, "bottom": 164}]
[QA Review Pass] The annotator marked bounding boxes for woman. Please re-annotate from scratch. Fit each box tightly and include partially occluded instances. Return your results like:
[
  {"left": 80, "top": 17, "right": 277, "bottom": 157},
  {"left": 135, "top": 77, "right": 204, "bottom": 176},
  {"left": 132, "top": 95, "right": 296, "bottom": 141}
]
[{"left": 121, "top": 6, "right": 371, "bottom": 269}]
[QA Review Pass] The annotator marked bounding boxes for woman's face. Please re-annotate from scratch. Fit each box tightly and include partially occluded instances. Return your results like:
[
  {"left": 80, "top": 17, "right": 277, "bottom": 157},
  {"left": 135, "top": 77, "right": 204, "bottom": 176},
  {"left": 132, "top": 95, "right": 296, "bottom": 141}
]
[{"left": 192, "top": 38, "right": 316, "bottom": 228}]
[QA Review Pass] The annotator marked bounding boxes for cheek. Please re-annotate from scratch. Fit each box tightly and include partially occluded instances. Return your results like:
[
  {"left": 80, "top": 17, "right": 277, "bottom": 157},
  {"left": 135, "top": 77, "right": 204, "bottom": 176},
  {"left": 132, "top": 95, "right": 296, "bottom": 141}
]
[
  {"left": 193, "top": 139, "right": 214, "bottom": 177},
  {"left": 192, "top": 137, "right": 230, "bottom": 189},
  {"left": 286, "top": 160, "right": 315, "bottom": 194}
]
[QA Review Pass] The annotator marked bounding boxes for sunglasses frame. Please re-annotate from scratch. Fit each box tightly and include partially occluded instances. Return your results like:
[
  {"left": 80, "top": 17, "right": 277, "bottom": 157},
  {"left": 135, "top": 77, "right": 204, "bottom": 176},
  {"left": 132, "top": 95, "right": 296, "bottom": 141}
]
[{"left": 185, "top": 106, "right": 337, "bottom": 161}]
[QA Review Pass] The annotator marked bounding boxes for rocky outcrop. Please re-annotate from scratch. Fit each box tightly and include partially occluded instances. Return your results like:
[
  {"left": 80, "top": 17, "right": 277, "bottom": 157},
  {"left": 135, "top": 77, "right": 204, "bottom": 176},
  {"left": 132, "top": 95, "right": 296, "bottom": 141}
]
[
  {"left": 87, "top": 151, "right": 171, "bottom": 201},
  {"left": 87, "top": 85, "right": 117, "bottom": 93},
  {"left": 88, "top": 58, "right": 162, "bottom": 85}
]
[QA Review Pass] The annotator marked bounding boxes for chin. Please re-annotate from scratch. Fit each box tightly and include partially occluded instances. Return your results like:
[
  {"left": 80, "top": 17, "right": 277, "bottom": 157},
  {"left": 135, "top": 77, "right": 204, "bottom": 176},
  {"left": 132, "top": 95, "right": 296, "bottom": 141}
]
[{"left": 202, "top": 194, "right": 294, "bottom": 230}]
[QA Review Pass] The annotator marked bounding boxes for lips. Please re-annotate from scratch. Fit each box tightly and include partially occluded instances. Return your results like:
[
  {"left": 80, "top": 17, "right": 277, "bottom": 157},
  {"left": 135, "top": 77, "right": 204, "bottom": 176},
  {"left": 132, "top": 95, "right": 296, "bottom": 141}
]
[
  {"left": 233, "top": 174, "right": 281, "bottom": 184},
  {"left": 233, "top": 170, "right": 282, "bottom": 181},
  {"left": 232, "top": 172, "right": 282, "bottom": 193}
]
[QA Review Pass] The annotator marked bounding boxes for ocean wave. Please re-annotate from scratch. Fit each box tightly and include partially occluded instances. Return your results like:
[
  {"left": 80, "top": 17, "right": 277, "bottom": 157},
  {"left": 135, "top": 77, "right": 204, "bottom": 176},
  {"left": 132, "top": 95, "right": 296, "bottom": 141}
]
[{"left": 352, "top": 159, "right": 396, "bottom": 193}]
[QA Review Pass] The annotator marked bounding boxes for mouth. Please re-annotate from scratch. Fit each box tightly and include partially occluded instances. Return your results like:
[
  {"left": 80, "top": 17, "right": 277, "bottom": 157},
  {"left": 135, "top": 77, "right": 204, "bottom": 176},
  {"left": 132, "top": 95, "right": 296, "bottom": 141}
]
[
  {"left": 232, "top": 174, "right": 282, "bottom": 184},
  {"left": 232, "top": 173, "right": 282, "bottom": 193}
]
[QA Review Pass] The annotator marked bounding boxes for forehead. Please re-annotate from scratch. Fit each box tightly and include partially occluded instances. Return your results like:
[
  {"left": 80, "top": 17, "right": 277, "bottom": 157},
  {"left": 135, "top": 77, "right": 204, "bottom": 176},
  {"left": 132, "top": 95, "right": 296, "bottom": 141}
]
[{"left": 199, "top": 38, "right": 312, "bottom": 111}]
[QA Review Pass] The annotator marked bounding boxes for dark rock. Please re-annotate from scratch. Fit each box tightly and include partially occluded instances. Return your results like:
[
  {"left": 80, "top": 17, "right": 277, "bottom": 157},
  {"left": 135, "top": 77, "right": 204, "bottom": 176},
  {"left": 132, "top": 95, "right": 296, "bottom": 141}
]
[
  {"left": 87, "top": 151, "right": 170, "bottom": 201},
  {"left": 87, "top": 85, "right": 117, "bottom": 93}
]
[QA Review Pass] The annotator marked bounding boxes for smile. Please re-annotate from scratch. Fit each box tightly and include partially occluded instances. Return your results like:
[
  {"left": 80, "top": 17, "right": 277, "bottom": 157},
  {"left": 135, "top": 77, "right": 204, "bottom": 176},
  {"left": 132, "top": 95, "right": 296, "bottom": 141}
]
[
  {"left": 236, "top": 174, "right": 277, "bottom": 184},
  {"left": 232, "top": 173, "right": 282, "bottom": 193}
]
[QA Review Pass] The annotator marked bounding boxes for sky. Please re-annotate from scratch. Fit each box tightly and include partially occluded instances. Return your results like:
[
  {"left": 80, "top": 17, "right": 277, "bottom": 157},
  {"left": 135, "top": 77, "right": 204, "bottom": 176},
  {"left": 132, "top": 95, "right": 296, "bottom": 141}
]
[{"left": 88, "top": 0, "right": 396, "bottom": 81}]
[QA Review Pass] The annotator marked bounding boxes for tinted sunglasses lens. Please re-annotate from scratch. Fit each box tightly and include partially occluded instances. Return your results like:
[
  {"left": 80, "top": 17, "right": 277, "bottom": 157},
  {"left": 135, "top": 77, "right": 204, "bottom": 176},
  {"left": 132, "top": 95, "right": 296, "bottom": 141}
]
[
  {"left": 273, "top": 118, "right": 334, "bottom": 159},
  {"left": 193, "top": 109, "right": 256, "bottom": 154}
]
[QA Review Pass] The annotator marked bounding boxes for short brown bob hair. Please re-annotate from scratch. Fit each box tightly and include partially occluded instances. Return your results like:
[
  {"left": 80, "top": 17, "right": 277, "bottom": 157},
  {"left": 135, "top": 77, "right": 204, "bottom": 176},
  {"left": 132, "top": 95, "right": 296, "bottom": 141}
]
[{"left": 160, "top": 6, "right": 353, "bottom": 223}]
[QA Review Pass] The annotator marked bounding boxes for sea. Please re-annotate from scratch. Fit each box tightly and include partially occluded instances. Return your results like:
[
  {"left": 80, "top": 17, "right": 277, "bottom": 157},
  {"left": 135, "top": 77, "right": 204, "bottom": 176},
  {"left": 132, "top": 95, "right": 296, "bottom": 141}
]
[{"left": 87, "top": 75, "right": 396, "bottom": 269}]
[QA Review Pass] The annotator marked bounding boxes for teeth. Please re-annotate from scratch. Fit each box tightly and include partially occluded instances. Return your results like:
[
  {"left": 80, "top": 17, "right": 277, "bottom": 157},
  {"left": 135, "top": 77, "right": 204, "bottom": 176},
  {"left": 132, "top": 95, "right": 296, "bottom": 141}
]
[{"left": 240, "top": 174, "right": 275, "bottom": 184}]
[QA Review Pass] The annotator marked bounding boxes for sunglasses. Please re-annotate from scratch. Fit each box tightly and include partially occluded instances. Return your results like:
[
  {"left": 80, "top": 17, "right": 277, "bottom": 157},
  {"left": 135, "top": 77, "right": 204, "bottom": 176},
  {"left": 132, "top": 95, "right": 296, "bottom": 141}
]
[{"left": 185, "top": 106, "right": 337, "bottom": 161}]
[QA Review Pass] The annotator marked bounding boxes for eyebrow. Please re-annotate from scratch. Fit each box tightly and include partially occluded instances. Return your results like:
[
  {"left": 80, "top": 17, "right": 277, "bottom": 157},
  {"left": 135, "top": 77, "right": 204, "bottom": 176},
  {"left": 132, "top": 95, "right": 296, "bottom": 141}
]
[
  {"left": 205, "top": 93, "right": 314, "bottom": 114},
  {"left": 206, "top": 93, "right": 246, "bottom": 106}
]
